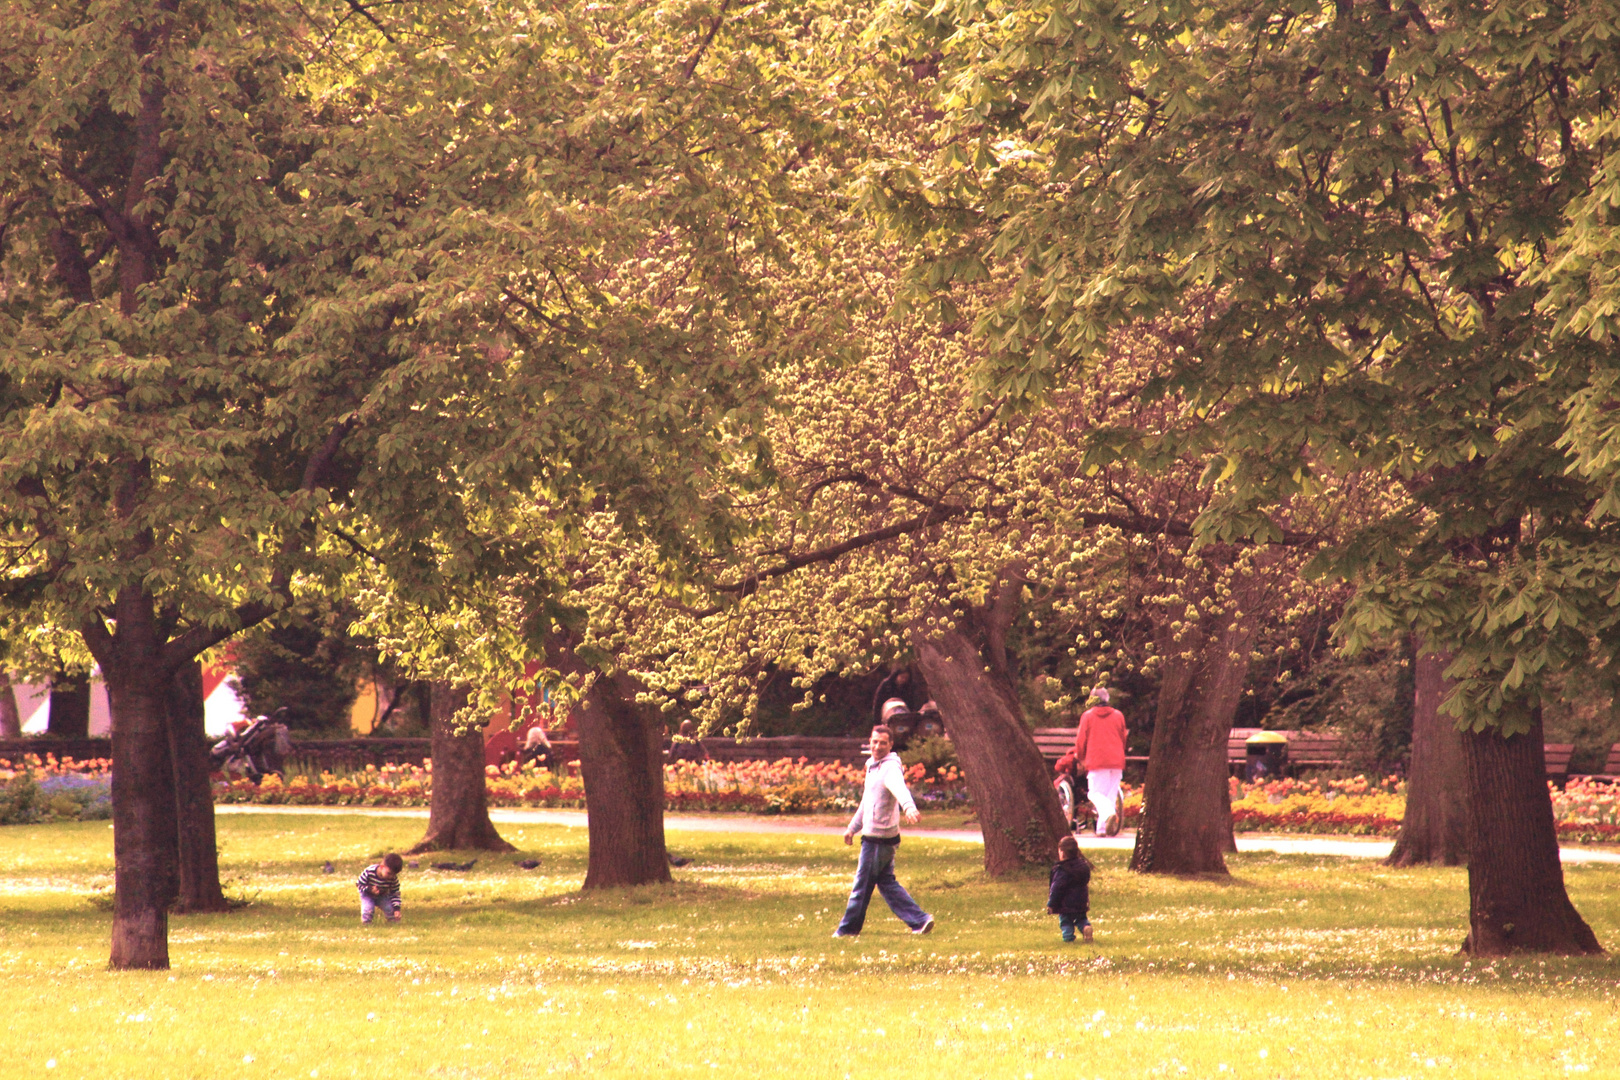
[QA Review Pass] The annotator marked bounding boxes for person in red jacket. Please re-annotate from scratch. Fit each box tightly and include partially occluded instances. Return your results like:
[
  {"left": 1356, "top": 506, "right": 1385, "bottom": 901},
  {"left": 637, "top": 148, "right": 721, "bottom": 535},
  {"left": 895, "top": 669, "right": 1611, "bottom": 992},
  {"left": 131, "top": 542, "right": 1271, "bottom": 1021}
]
[{"left": 1072, "top": 687, "right": 1128, "bottom": 836}]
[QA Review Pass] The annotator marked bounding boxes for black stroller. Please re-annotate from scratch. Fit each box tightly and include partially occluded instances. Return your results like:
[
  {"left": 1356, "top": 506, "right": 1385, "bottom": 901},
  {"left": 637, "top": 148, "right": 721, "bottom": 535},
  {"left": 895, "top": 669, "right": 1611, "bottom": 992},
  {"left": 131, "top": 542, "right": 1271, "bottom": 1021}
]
[{"left": 210, "top": 710, "right": 293, "bottom": 782}]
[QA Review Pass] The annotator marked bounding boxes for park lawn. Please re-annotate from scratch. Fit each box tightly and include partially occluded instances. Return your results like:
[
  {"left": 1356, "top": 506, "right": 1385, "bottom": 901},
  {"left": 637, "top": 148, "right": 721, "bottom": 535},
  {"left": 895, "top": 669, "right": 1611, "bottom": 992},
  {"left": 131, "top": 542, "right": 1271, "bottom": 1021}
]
[{"left": 0, "top": 814, "right": 1616, "bottom": 1079}]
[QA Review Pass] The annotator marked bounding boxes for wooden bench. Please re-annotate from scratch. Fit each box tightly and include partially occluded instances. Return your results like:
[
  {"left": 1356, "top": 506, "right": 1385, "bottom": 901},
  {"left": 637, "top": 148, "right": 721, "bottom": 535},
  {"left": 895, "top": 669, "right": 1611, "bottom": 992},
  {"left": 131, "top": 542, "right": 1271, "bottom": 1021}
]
[
  {"left": 1227, "top": 728, "right": 1262, "bottom": 770},
  {"left": 1031, "top": 727, "right": 1147, "bottom": 766},
  {"left": 1228, "top": 729, "right": 1347, "bottom": 774},
  {"left": 1544, "top": 742, "right": 1575, "bottom": 783},
  {"left": 1032, "top": 728, "right": 1078, "bottom": 762}
]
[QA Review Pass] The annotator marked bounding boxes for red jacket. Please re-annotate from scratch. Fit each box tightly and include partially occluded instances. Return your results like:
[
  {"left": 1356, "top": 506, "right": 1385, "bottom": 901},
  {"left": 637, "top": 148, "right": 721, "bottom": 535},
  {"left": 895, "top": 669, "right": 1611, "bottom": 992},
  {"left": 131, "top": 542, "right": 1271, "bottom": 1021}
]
[{"left": 1073, "top": 706, "right": 1128, "bottom": 771}]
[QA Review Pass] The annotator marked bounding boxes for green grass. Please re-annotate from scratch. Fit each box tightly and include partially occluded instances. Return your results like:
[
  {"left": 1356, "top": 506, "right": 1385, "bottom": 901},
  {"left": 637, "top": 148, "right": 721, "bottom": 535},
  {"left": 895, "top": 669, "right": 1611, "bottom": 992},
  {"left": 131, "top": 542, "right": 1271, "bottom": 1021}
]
[{"left": 1, "top": 813, "right": 1617, "bottom": 1079}]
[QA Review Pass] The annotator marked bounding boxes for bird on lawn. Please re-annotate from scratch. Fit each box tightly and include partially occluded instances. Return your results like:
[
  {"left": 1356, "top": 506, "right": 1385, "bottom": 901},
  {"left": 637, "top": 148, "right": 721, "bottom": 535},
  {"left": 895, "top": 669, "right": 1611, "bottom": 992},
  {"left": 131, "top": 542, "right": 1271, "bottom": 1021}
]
[
  {"left": 321, "top": 861, "right": 334, "bottom": 874},
  {"left": 516, "top": 859, "right": 541, "bottom": 869},
  {"left": 430, "top": 859, "right": 477, "bottom": 871}
]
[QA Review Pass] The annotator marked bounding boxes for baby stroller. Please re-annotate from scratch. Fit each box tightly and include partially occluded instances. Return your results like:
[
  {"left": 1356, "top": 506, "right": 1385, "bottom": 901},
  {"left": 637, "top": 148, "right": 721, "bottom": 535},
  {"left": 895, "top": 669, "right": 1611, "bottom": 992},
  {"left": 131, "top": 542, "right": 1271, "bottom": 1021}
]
[
  {"left": 210, "top": 710, "right": 293, "bottom": 782},
  {"left": 1053, "top": 750, "right": 1092, "bottom": 834},
  {"left": 877, "top": 698, "right": 947, "bottom": 753}
]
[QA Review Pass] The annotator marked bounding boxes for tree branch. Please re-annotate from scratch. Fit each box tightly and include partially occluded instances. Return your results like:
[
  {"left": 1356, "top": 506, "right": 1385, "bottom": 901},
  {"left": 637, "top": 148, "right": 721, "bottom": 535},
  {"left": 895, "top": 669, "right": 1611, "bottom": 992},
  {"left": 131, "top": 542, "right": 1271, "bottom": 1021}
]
[
  {"left": 681, "top": 0, "right": 733, "bottom": 80},
  {"left": 343, "top": 0, "right": 398, "bottom": 43}
]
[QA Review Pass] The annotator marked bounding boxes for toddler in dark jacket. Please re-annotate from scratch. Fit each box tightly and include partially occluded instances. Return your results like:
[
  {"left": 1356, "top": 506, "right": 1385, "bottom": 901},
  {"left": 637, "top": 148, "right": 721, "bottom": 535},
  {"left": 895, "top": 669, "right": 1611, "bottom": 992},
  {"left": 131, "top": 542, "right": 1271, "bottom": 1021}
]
[{"left": 1047, "top": 836, "right": 1093, "bottom": 943}]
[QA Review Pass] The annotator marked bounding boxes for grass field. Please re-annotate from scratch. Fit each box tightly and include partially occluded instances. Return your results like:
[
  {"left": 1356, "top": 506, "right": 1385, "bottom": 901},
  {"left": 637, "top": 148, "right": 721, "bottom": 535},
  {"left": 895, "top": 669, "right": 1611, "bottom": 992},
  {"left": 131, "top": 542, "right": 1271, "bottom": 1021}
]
[{"left": 1, "top": 813, "right": 1617, "bottom": 1079}]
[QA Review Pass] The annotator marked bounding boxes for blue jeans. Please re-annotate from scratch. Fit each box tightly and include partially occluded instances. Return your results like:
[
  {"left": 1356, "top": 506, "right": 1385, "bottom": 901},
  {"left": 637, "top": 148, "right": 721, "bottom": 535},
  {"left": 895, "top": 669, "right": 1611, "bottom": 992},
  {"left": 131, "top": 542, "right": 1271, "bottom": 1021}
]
[
  {"left": 360, "top": 890, "right": 401, "bottom": 922},
  {"left": 836, "top": 838, "right": 929, "bottom": 934},
  {"left": 1059, "top": 914, "right": 1090, "bottom": 942}
]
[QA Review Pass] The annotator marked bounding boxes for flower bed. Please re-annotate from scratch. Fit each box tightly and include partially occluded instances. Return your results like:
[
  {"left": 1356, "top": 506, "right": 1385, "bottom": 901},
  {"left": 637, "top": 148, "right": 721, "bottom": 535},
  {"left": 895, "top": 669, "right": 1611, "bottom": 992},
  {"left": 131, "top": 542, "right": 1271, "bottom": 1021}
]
[
  {"left": 0, "top": 754, "right": 113, "bottom": 823},
  {"left": 1224, "top": 774, "right": 1407, "bottom": 837},
  {"left": 214, "top": 757, "right": 901, "bottom": 814},
  {"left": 8, "top": 750, "right": 1620, "bottom": 842}
]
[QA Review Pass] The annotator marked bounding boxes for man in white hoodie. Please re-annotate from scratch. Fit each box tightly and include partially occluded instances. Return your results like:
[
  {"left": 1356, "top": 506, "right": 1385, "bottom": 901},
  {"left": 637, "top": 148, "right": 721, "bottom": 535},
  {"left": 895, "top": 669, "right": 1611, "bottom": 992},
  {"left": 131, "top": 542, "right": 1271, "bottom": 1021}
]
[{"left": 833, "top": 725, "right": 935, "bottom": 937}]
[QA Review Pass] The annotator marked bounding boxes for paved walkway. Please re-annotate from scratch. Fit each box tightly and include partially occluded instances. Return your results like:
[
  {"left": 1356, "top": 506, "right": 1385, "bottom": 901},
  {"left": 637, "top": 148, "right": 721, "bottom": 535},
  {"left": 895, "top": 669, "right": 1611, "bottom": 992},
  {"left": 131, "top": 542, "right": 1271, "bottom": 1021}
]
[{"left": 214, "top": 805, "right": 1620, "bottom": 864}]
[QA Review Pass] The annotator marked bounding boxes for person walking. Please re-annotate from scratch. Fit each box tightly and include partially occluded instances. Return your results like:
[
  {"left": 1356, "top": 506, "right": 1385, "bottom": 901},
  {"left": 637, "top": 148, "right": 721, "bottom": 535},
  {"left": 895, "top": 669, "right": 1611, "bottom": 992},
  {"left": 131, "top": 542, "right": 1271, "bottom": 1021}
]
[
  {"left": 833, "top": 724, "right": 934, "bottom": 938},
  {"left": 1047, "top": 835, "right": 1094, "bottom": 943},
  {"left": 1072, "top": 687, "right": 1128, "bottom": 837}
]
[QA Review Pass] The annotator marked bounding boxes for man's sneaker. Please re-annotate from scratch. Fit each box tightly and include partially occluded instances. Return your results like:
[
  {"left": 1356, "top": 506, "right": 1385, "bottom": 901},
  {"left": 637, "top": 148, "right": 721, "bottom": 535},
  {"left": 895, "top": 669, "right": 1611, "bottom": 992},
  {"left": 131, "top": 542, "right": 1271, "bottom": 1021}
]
[
  {"left": 832, "top": 929, "right": 858, "bottom": 938},
  {"left": 1081, "top": 923, "right": 1094, "bottom": 943},
  {"left": 912, "top": 915, "right": 935, "bottom": 935}
]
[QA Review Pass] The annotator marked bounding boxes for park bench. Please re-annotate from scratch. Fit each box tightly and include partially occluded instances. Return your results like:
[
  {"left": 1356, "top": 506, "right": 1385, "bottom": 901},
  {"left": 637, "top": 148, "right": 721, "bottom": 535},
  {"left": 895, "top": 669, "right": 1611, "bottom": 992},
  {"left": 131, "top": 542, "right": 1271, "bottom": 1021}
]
[
  {"left": 1030, "top": 727, "right": 1148, "bottom": 767},
  {"left": 1226, "top": 729, "right": 1347, "bottom": 775},
  {"left": 1220, "top": 732, "right": 1575, "bottom": 780},
  {"left": 1544, "top": 743, "right": 1575, "bottom": 783}
]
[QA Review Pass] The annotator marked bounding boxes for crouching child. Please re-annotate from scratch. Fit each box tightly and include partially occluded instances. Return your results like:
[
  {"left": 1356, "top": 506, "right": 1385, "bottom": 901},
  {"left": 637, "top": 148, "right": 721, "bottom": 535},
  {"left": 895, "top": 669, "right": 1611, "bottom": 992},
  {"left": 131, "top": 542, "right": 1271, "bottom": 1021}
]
[
  {"left": 357, "top": 852, "right": 405, "bottom": 924},
  {"left": 1047, "top": 836, "right": 1092, "bottom": 943}
]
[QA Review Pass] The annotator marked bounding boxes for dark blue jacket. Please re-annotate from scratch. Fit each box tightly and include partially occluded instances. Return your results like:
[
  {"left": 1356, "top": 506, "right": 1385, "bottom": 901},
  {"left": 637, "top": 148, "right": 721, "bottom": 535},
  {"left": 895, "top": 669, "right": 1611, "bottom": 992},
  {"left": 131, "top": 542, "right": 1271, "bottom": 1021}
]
[{"left": 1048, "top": 858, "right": 1090, "bottom": 917}]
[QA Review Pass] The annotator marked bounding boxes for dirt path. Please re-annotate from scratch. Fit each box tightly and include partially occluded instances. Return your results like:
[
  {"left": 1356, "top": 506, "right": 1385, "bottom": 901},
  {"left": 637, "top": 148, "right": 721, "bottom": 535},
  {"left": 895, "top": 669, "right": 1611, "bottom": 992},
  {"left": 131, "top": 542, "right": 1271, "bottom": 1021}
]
[{"left": 213, "top": 805, "right": 1620, "bottom": 864}]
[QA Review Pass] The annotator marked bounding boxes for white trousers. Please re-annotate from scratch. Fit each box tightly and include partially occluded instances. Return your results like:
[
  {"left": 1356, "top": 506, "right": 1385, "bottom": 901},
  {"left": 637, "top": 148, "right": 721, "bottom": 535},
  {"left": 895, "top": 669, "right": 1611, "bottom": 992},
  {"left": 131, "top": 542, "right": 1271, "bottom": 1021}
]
[{"left": 1087, "top": 768, "right": 1123, "bottom": 835}]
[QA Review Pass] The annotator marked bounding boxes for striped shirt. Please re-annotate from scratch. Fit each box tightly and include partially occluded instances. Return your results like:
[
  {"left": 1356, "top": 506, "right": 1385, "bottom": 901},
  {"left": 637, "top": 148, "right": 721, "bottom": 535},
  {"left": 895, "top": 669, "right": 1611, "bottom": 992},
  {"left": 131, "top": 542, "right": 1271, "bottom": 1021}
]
[{"left": 356, "top": 864, "right": 401, "bottom": 898}]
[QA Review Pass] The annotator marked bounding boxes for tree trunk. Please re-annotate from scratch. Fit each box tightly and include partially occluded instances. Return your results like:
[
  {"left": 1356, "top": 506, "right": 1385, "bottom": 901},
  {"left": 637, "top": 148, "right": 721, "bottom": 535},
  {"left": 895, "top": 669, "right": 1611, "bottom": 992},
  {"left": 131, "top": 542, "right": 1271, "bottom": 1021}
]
[
  {"left": 1386, "top": 646, "right": 1469, "bottom": 867},
  {"left": 911, "top": 625, "right": 1068, "bottom": 876},
  {"left": 408, "top": 683, "right": 514, "bottom": 854},
  {"left": 575, "top": 670, "right": 672, "bottom": 889},
  {"left": 169, "top": 662, "right": 229, "bottom": 913},
  {"left": 47, "top": 670, "right": 91, "bottom": 738},
  {"left": 94, "top": 592, "right": 179, "bottom": 970},
  {"left": 0, "top": 672, "right": 21, "bottom": 738},
  {"left": 1130, "top": 585, "right": 1261, "bottom": 876},
  {"left": 1458, "top": 711, "right": 1603, "bottom": 956}
]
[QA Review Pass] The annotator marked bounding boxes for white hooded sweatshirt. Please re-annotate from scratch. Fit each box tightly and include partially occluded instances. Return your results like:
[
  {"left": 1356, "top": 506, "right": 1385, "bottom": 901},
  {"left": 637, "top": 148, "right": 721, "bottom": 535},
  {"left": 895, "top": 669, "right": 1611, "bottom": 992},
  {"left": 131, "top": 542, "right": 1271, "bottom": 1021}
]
[{"left": 847, "top": 751, "right": 918, "bottom": 839}]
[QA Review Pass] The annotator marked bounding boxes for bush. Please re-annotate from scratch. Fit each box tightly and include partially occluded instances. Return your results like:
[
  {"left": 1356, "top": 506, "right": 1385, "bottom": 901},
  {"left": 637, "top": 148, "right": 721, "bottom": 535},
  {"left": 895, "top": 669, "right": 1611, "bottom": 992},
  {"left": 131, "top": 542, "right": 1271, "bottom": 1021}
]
[
  {"left": 0, "top": 770, "right": 42, "bottom": 825},
  {"left": 900, "top": 735, "right": 958, "bottom": 775}
]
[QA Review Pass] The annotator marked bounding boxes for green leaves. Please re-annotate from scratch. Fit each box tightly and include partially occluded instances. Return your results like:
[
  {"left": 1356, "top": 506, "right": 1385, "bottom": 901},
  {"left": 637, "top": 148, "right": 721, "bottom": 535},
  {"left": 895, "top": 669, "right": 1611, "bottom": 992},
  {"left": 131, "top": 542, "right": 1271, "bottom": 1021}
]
[{"left": 871, "top": 0, "right": 1620, "bottom": 731}]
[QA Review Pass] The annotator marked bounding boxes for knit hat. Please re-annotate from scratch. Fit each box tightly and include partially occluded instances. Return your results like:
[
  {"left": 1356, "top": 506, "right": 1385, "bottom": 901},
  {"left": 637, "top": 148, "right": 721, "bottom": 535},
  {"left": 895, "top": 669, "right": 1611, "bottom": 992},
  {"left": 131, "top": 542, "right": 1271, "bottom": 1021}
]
[{"left": 1089, "top": 687, "right": 1110, "bottom": 704}]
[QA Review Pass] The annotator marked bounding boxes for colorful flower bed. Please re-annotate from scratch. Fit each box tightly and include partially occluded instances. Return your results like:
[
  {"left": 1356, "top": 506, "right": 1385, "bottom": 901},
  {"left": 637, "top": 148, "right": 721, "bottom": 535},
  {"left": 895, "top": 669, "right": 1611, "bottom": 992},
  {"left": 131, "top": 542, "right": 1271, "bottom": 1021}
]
[
  {"left": 211, "top": 756, "right": 972, "bottom": 814},
  {"left": 7, "top": 749, "right": 1620, "bottom": 842},
  {"left": 0, "top": 754, "right": 113, "bottom": 823},
  {"left": 1224, "top": 774, "right": 1407, "bottom": 837}
]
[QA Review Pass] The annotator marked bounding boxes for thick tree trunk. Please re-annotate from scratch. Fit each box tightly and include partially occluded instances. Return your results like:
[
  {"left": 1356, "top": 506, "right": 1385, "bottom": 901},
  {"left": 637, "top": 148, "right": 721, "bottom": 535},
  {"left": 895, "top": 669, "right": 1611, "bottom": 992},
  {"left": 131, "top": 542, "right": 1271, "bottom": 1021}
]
[
  {"left": 1386, "top": 646, "right": 1469, "bottom": 867},
  {"left": 47, "top": 671, "right": 91, "bottom": 737},
  {"left": 544, "top": 629, "right": 671, "bottom": 889},
  {"left": 169, "top": 662, "right": 228, "bottom": 913},
  {"left": 1130, "top": 587, "right": 1261, "bottom": 876},
  {"left": 94, "top": 593, "right": 179, "bottom": 970},
  {"left": 911, "top": 625, "right": 1067, "bottom": 876},
  {"left": 575, "top": 670, "right": 672, "bottom": 889},
  {"left": 1459, "top": 712, "right": 1602, "bottom": 956},
  {"left": 408, "top": 684, "right": 514, "bottom": 854},
  {"left": 0, "top": 672, "right": 21, "bottom": 738}
]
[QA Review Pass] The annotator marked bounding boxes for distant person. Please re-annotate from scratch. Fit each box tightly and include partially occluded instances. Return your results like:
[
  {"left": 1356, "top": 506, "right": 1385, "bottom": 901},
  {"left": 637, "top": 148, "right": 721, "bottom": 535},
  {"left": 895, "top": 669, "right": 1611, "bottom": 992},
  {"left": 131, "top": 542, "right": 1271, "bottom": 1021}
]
[
  {"left": 834, "top": 724, "right": 934, "bottom": 938},
  {"left": 1047, "top": 835, "right": 1093, "bottom": 943},
  {"left": 1072, "top": 687, "right": 1128, "bottom": 837},
  {"left": 518, "top": 724, "right": 554, "bottom": 769},
  {"left": 666, "top": 719, "right": 709, "bottom": 764},
  {"left": 356, "top": 853, "right": 405, "bottom": 924},
  {"left": 870, "top": 669, "right": 922, "bottom": 726}
]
